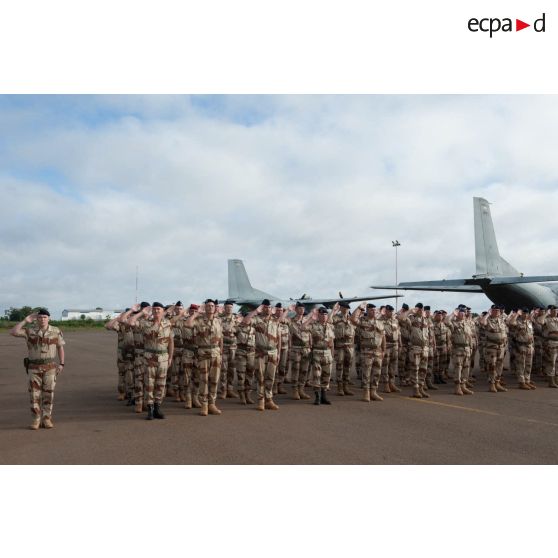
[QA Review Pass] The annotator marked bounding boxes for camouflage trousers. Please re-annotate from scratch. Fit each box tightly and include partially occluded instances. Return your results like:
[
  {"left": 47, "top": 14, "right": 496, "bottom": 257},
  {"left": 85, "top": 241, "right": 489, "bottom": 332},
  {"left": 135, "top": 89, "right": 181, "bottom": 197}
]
[
  {"left": 170, "top": 348, "right": 184, "bottom": 394},
  {"left": 451, "top": 346, "right": 471, "bottom": 384},
  {"left": 361, "top": 348, "right": 383, "bottom": 389},
  {"left": 470, "top": 342, "right": 478, "bottom": 372},
  {"left": 408, "top": 346, "right": 429, "bottom": 388},
  {"left": 133, "top": 352, "right": 146, "bottom": 404},
  {"left": 275, "top": 346, "right": 289, "bottom": 384},
  {"left": 533, "top": 337, "right": 544, "bottom": 376},
  {"left": 311, "top": 349, "right": 333, "bottom": 390},
  {"left": 381, "top": 343, "right": 398, "bottom": 383},
  {"left": 256, "top": 350, "right": 278, "bottom": 400},
  {"left": 425, "top": 346, "right": 434, "bottom": 381},
  {"left": 144, "top": 353, "right": 169, "bottom": 405},
  {"left": 543, "top": 341, "right": 558, "bottom": 377},
  {"left": 28, "top": 364, "right": 57, "bottom": 419},
  {"left": 220, "top": 344, "right": 236, "bottom": 392},
  {"left": 290, "top": 347, "right": 311, "bottom": 388},
  {"left": 335, "top": 346, "right": 354, "bottom": 384},
  {"left": 117, "top": 348, "right": 134, "bottom": 395},
  {"left": 433, "top": 345, "right": 449, "bottom": 377},
  {"left": 354, "top": 346, "right": 362, "bottom": 378},
  {"left": 399, "top": 343, "right": 411, "bottom": 383},
  {"left": 484, "top": 344, "right": 506, "bottom": 384},
  {"left": 478, "top": 341, "right": 486, "bottom": 374},
  {"left": 235, "top": 349, "right": 256, "bottom": 391},
  {"left": 181, "top": 349, "right": 197, "bottom": 396},
  {"left": 512, "top": 344, "right": 534, "bottom": 384},
  {"left": 509, "top": 341, "right": 517, "bottom": 373},
  {"left": 197, "top": 348, "right": 222, "bottom": 405}
]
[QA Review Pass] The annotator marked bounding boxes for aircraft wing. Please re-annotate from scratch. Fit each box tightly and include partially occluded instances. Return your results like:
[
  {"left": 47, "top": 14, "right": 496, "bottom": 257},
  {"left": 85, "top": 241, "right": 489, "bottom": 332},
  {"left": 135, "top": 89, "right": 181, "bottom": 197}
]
[
  {"left": 488, "top": 275, "right": 558, "bottom": 285},
  {"left": 300, "top": 294, "right": 402, "bottom": 309},
  {"left": 371, "top": 280, "right": 484, "bottom": 293}
]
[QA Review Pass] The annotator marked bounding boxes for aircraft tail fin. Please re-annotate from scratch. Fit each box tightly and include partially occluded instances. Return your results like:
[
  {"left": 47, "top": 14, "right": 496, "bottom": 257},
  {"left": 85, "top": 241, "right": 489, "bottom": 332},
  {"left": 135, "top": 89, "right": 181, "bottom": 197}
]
[
  {"left": 474, "top": 197, "right": 520, "bottom": 277},
  {"left": 228, "top": 259, "right": 276, "bottom": 301}
]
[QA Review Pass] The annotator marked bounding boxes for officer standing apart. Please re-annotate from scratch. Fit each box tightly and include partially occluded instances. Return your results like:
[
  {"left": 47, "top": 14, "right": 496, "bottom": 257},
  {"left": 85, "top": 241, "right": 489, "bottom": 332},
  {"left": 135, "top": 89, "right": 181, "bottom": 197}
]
[{"left": 10, "top": 309, "right": 65, "bottom": 430}]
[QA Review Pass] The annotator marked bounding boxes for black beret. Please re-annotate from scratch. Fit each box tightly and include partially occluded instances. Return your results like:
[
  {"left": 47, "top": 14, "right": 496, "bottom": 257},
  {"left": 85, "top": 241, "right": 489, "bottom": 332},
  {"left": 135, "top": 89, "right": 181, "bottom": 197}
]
[
  {"left": 521, "top": 307, "right": 530, "bottom": 313},
  {"left": 415, "top": 303, "right": 423, "bottom": 309},
  {"left": 490, "top": 304, "right": 498, "bottom": 309},
  {"left": 240, "top": 309, "right": 249, "bottom": 317},
  {"left": 466, "top": 307, "right": 471, "bottom": 311},
  {"left": 441, "top": 310, "right": 448, "bottom": 314},
  {"left": 204, "top": 298, "right": 217, "bottom": 304},
  {"left": 140, "top": 301, "right": 150, "bottom": 309},
  {"left": 295, "top": 302, "right": 305, "bottom": 308},
  {"left": 37, "top": 308, "right": 50, "bottom": 316},
  {"left": 318, "top": 307, "right": 329, "bottom": 314},
  {"left": 498, "top": 304, "right": 506, "bottom": 310},
  {"left": 385, "top": 305, "right": 394, "bottom": 311},
  {"left": 456, "top": 307, "right": 465, "bottom": 312},
  {"left": 339, "top": 302, "right": 351, "bottom": 309},
  {"left": 261, "top": 299, "right": 271, "bottom": 306},
  {"left": 125, "top": 308, "right": 130, "bottom": 312},
  {"left": 152, "top": 302, "right": 164, "bottom": 308},
  {"left": 176, "top": 301, "right": 183, "bottom": 307},
  {"left": 424, "top": 305, "right": 431, "bottom": 311},
  {"left": 548, "top": 305, "right": 556, "bottom": 310},
  {"left": 224, "top": 299, "right": 234, "bottom": 306},
  {"left": 164, "top": 305, "right": 170, "bottom": 310},
  {"left": 367, "top": 303, "right": 376, "bottom": 309},
  {"left": 275, "top": 303, "right": 282, "bottom": 308},
  {"left": 401, "top": 303, "right": 409, "bottom": 311}
]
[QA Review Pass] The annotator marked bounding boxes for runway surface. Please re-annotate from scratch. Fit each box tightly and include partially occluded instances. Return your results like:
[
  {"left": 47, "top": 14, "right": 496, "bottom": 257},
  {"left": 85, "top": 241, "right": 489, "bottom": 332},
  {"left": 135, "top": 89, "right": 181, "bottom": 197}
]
[{"left": 1, "top": 330, "right": 558, "bottom": 464}]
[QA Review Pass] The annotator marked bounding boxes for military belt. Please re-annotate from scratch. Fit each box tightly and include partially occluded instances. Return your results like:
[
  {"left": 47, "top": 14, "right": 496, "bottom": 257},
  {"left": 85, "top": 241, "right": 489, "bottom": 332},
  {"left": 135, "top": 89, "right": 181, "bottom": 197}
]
[
  {"left": 515, "top": 341, "right": 533, "bottom": 346},
  {"left": 198, "top": 345, "right": 220, "bottom": 349},
  {"left": 29, "top": 358, "right": 56, "bottom": 365},
  {"left": 183, "top": 345, "right": 197, "bottom": 351},
  {"left": 144, "top": 348, "right": 168, "bottom": 354},
  {"left": 452, "top": 343, "right": 468, "bottom": 347},
  {"left": 312, "top": 348, "right": 330, "bottom": 352},
  {"left": 334, "top": 343, "right": 353, "bottom": 348},
  {"left": 237, "top": 344, "right": 255, "bottom": 351}
]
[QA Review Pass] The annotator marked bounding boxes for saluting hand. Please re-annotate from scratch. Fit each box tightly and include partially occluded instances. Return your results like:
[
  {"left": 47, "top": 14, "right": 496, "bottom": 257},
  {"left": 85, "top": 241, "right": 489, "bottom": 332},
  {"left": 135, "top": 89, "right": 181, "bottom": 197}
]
[{"left": 25, "top": 313, "right": 38, "bottom": 323}]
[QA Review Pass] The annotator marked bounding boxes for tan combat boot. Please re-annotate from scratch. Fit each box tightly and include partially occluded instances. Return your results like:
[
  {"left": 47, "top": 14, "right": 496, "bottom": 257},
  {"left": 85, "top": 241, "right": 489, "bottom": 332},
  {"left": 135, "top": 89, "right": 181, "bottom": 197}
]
[
  {"left": 461, "top": 383, "right": 474, "bottom": 395},
  {"left": 183, "top": 393, "right": 192, "bottom": 409},
  {"left": 135, "top": 400, "right": 143, "bottom": 413},
  {"left": 256, "top": 398, "right": 265, "bottom": 411},
  {"left": 337, "top": 383, "right": 345, "bottom": 396},
  {"left": 265, "top": 398, "right": 279, "bottom": 410},
  {"left": 277, "top": 383, "right": 287, "bottom": 395},
  {"left": 548, "top": 376, "right": 558, "bottom": 388},
  {"left": 167, "top": 388, "right": 176, "bottom": 398},
  {"left": 370, "top": 388, "right": 384, "bottom": 402},
  {"left": 495, "top": 380, "right": 508, "bottom": 392},
  {"left": 192, "top": 393, "right": 202, "bottom": 408},
  {"left": 42, "top": 417, "right": 54, "bottom": 429},
  {"left": 527, "top": 380, "right": 537, "bottom": 389},
  {"left": 426, "top": 377, "right": 438, "bottom": 390},
  {"left": 292, "top": 386, "right": 301, "bottom": 400},
  {"left": 454, "top": 383, "right": 464, "bottom": 396},
  {"left": 419, "top": 385, "right": 430, "bottom": 398},
  {"left": 227, "top": 387, "right": 240, "bottom": 398},
  {"left": 299, "top": 387, "right": 311, "bottom": 400},
  {"left": 389, "top": 381, "right": 401, "bottom": 393},
  {"left": 518, "top": 382, "right": 531, "bottom": 390},
  {"left": 208, "top": 403, "right": 222, "bottom": 415},
  {"left": 488, "top": 382, "right": 498, "bottom": 393},
  {"left": 361, "top": 389, "right": 371, "bottom": 402},
  {"left": 199, "top": 403, "right": 208, "bottom": 416},
  {"left": 382, "top": 382, "right": 391, "bottom": 394},
  {"left": 117, "top": 392, "right": 126, "bottom": 401},
  {"left": 239, "top": 390, "right": 247, "bottom": 405},
  {"left": 343, "top": 383, "right": 355, "bottom": 396},
  {"left": 245, "top": 390, "right": 255, "bottom": 404},
  {"left": 218, "top": 388, "right": 226, "bottom": 400},
  {"left": 29, "top": 417, "right": 41, "bottom": 430},
  {"left": 412, "top": 386, "right": 423, "bottom": 398}
]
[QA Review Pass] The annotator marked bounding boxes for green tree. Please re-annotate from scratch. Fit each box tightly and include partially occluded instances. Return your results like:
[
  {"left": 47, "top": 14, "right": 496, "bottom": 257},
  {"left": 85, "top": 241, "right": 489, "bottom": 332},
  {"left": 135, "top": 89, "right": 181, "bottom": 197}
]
[{"left": 5, "top": 306, "right": 43, "bottom": 321}]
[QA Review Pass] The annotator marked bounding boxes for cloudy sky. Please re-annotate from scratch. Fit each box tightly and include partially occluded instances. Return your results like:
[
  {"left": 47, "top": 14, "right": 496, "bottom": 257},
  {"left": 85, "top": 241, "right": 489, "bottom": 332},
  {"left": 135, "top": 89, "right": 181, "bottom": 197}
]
[{"left": 2, "top": 95, "right": 558, "bottom": 318}]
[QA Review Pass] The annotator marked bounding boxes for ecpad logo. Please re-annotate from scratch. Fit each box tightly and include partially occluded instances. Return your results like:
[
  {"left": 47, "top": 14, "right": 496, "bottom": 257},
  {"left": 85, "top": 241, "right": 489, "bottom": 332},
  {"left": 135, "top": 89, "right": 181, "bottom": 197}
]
[{"left": 468, "top": 13, "right": 546, "bottom": 37}]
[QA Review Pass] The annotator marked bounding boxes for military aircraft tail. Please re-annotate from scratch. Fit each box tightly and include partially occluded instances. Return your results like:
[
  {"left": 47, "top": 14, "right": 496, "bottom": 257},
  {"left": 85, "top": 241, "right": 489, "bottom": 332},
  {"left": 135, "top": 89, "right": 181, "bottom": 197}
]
[
  {"left": 228, "top": 259, "right": 276, "bottom": 301},
  {"left": 474, "top": 197, "right": 520, "bottom": 277}
]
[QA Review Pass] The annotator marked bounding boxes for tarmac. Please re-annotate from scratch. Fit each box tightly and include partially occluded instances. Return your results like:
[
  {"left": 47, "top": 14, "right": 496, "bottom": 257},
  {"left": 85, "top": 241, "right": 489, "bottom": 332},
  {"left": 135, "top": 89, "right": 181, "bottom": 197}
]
[{"left": 1, "top": 330, "right": 558, "bottom": 464}]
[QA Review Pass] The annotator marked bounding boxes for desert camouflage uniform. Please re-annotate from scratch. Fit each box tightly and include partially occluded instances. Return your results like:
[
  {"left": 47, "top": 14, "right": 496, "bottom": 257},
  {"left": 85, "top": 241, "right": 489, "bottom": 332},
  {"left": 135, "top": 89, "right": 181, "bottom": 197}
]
[
  {"left": 357, "top": 314, "right": 385, "bottom": 390},
  {"left": 482, "top": 316, "right": 507, "bottom": 385},
  {"left": 13, "top": 324, "right": 65, "bottom": 421},
  {"left": 308, "top": 321, "right": 335, "bottom": 389},
  {"left": 380, "top": 314, "right": 400, "bottom": 385},
  {"left": 235, "top": 322, "right": 256, "bottom": 393},
  {"left": 433, "top": 320, "right": 451, "bottom": 378},
  {"left": 445, "top": 318, "right": 472, "bottom": 385},
  {"left": 181, "top": 320, "right": 198, "bottom": 402},
  {"left": 468, "top": 316, "right": 478, "bottom": 372},
  {"left": 141, "top": 318, "right": 173, "bottom": 406},
  {"left": 289, "top": 317, "right": 312, "bottom": 389},
  {"left": 509, "top": 318, "right": 534, "bottom": 384},
  {"left": 170, "top": 316, "right": 185, "bottom": 398},
  {"left": 275, "top": 320, "right": 290, "bottom": 388},
  {"left": 112, "top": 321, "right": 135, "bottom": 397},
  {"left": 333, "top": 314, "right": 355, "bottom": 386},
  {"left": 397, "top": 313, "right": 412, "bottom": 385},
  {"left": 219, "top": 313, "right": 237, "bottom": 394},
  {"left": 193, "top": 315, "right": 223, "bottom": 405},
  {"left": 476, "top": 316, "right": 486, "bottom": 376},
  {"left": 425, "top": 316, "right": 436, "bottom": 385},
  {"left": 132, "top": 320, "right": 147, "bottom": 407},
  {"left": 532, "top": 319, "right": 544, "bottom": 376},
  {"left": 542, "top": 315, "right": 558, "bottom": 378},
  {"left": 253, "top": 315, "right": 281, "bottom": 401},
  {"left": 408, "top": 314, "right": 430, "bottom": 389}
]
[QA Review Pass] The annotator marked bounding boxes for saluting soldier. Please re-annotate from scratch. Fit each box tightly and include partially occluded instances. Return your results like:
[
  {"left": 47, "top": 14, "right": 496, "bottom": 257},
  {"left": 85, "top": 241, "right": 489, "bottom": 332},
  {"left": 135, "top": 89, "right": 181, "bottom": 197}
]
[
  {"left": 187, "top": 299, "right": 224, "bottom": 416},
  {"left": 181, "top": 304, "right": 200, "bottom": 409},
  {"left": 129, "top": 302, "right": 174, "bottom": 420},
  {"left": 379, "top": 304, "right": 402, "bottom": 393},
  {"left": 219, "top": 299, "right": 239, "bottom": 399},
  {"left": 408, "top": 303, "right": 430, "bottom": 398},
  {"left": 479, "top": 304, "right": 508, "bottom": 393},
  {"left": 332, "top": 301, "right": 356, "bottom": 396},
  {"left": 432, "top": 310, "right": 450, "bottom": 384},
  {"left": 423, "top": 306, "right": 438, "bottom": 391},
  {"left": 507, "top": 308, "right": 536, "bottom": 390},
  {"left": 531, "top": 307, "right": 545, "bottom": 378},
  {"left": 445, "top": 307, "right": 474, "bottom": 395},
  {"left": 274, "top": 303, "right": 290, "bottom": 395},
  {"left": 397, "top": 303, "right": 412, "bottom": 386},
  {"left": 539, "top": 305, "right": 558, "bottom": 388},
  {"left": 169, "top": 302, "right": 186, "bottom": 402},
  {"left": 10, "top": 309, "right": 65, "bottom": 430},
  {"left": 288, "top": 302, "right": 312, "bottom": 400},
  {"left": 235, "top": 310, "right": 257, "bottom": 405}
]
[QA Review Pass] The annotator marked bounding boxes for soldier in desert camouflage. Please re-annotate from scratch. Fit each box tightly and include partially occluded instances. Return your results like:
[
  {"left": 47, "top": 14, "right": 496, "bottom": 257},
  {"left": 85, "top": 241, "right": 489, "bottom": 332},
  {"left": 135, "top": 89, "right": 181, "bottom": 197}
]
[
  {"left": 445, "top": 307, "right": 474, "bottom": 396},
  {"left": 379, "top": 304, "right": 402, "bottom": 394},
  {"left": 219, "top": 300, "right": 239, "bottom": 399},
  {"left": 235, "top": 310, "right": 257, "bottom": 405},
  {"left": 479, "top": 305, "right": 508, "bottom": 393},
  {"left": 288, "top": 302, "right": 312, "bottom": 401},
  {"left": 332, "top": 301, "right": 356, "bottom": 397},
  {"left": 507, "top": 308, "right": 536, "bottom": 390},
  {"left": 273, "top": 303, "right": 290, "bottom": 395},
  {"left": 10, "top": 309, "right": 65, "bottom": 430},
  {"left": 538, "top": 305, "right": 558, "bottom": 388}
]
